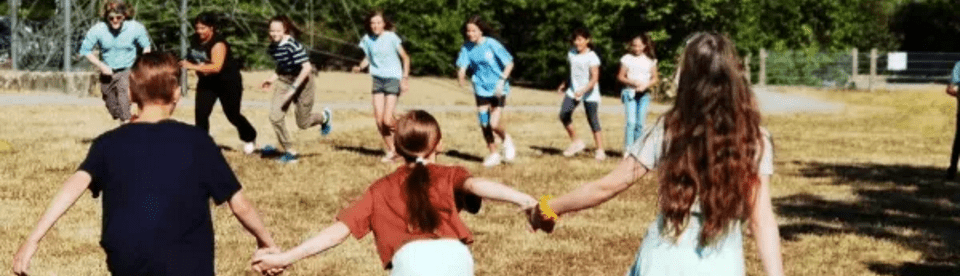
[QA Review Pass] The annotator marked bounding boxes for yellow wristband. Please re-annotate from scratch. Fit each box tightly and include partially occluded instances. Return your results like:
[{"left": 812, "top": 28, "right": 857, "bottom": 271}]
[{"left": 538, "top": 195, "right": 559, "bottom": 220}]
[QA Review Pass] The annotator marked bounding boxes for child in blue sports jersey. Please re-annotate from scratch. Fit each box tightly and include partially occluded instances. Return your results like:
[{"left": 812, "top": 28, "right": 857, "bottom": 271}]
[{"left": 456, "top": 15, "right": 517, "bottom": 168}]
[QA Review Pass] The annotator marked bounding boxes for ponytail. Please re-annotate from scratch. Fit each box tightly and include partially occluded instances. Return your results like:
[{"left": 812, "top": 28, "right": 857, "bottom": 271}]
[{"left": 406, "top": 160, "right": 439, "bottom": 232}]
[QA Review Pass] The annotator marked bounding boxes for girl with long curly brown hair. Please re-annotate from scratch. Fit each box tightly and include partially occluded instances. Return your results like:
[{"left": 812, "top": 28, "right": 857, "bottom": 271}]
[{"left": 534, "top": 33, "right": 784, "bottom": 276}]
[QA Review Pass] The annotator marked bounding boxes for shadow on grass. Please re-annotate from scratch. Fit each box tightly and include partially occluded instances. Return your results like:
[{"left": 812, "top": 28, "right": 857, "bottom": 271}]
[
  {"left": 334, "top": 145, "right": 383, "bottom": 157},
  {"left": 444, "top": 150, "right": 483, "bottom": 163},
  {"left": 530, "top": 146, "right": 622, "bottom": 158},
  {"left": 777, "top": 161, "right": 960, "bottom": 275}
]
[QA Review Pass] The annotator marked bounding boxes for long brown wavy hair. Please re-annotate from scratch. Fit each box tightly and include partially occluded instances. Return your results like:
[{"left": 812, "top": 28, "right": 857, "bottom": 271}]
[
  {"left": 658, "top": 33, "right": 763, "bottom": 246},
  {"left": 394, "top": 110, "right": 443, "bottom": 233}
]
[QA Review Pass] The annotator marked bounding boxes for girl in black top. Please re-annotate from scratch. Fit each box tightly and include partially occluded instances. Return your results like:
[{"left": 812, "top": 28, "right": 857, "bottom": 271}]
[{"left": 181, "top": 12, "right": 258, "bottom": 154}]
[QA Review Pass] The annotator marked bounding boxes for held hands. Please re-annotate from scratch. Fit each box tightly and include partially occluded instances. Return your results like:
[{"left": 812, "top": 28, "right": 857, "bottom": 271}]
[
  {"left": 947, "top": 86, "right": 957, "bottom": 97},
  {"left": 11, "top": 240, "right": 39, "bottom": 276},
  {"left": 251, "top": 248, "right": 287, "bottom": 276},
  {"left": 351, "top": 66, "right": 363, "bottom": 73},
  {"left": 521, "top": 196, "right": 557, "bottom": 233}
]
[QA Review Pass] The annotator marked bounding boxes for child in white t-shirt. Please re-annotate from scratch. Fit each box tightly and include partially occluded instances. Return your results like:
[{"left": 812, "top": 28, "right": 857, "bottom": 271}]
[
  {"left": 557, "top": 27, "right": 606, "bottom": 161},
  {"left": 617, "top": 33, "right": 659, "bottom": 155}
]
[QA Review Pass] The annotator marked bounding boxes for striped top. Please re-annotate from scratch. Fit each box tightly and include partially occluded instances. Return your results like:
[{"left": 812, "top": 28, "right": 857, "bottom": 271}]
[{"left": 267, "top": 37, "right": 310, "bottom": 75}]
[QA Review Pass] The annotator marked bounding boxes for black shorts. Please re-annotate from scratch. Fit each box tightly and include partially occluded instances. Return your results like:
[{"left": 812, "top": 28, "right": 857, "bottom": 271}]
[
  {"left": 371, "top": 76, "right": 401, "bottom": 95},
  {"left": 475, "top": 95, "right": 507, "bottom": 107}
]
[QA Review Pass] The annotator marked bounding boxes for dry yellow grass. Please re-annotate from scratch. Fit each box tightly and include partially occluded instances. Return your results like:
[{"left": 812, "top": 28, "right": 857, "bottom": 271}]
[{"left": 1, "top": 76, "right": 958, "bottom": 275}]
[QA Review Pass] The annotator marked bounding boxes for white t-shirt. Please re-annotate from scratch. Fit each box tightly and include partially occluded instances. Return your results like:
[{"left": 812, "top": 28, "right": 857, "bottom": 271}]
[
  {"left": 620, "top": 54, "right": 656, "bottom": 93},
  {"left": 566, "top": 49, "right": 602, "bottom": 103}
]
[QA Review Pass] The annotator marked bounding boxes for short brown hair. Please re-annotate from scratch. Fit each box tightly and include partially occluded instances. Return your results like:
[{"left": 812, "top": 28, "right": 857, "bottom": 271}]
[
  {"left": 102, "top": 0, "right": 134, "bottom": 19},
  {"left": 129, "top": 52, "right": 181, "bottom": 105}
]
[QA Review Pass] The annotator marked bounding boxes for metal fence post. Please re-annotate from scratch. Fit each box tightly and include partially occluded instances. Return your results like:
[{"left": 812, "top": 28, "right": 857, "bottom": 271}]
[
  {"left": 759, "top": 49, "right": 767, "bottom": 86},
  {"left": 9, "top": 0, "right": 18, "bottom": 70},
  {"left": 851, "top": 48, "right": 858, "bottom": 79},
  {"left": 870, "top": 48, "right": 877, "bottom": 92},
  {"left": 744, "top": 53, "right": 751, "bottom": 84},
  {"left": 180, "top": 0, "right": 188, "bottom": 96},
  {"left": 64, "top": 0, "right": 73, "bottom": 95}
]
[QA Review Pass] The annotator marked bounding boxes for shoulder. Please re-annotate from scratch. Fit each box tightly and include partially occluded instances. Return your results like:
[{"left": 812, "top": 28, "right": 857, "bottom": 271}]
[
  {"left": 128, "top": 20, "right": 146, "bottom": 29},
  {"left": 484, "top": 37, "right": 503, "bottom": 46},
  {"left": 281, "top": 37, "right": 304, "bottom": 49},
  {"left": 384, "top": 31, "right": 400, "bottom": 40},
  {"left": 619, "top": 54, "right": 632, "bottom": 62},
  {"left": 588, "top": 51, "right": 601, "bottom": 59}
]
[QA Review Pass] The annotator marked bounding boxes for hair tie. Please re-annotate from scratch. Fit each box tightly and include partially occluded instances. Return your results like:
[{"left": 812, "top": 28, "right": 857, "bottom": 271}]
[{"left": 415, "top": 157, "right": 427, "bottom": 164}]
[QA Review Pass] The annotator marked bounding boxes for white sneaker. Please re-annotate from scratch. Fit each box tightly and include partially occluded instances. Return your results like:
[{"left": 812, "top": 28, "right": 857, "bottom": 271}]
[
  {"left": 243, "top": 142, "right": 256, "bottom": 154},
  {"left": 595, "top": 149, "right": 607, "bottom": 161},
  {"left": 503, "top": 135, "right": 516, "bottom": 162},
  {"left": 483, "top": 153, "right": 502, "bottom": 167},
  {"left": 563, "top": 140, "right": 586, "bottom": 157}
]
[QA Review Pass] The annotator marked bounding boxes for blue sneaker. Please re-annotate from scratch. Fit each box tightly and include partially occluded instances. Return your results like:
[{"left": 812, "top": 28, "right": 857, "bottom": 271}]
[
  {"left": 278, "top": 152, "right": 298, "bottom": 164},
  {"left": 261, "top": 145, "right": 278, "bottom": 155},
  {"left": 320, "top": 107, "right": 332, "bottom": 136}
]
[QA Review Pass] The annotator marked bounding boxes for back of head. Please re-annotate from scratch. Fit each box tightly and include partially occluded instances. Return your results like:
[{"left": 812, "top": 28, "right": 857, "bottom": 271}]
[
  {"left": 394, "top": 110, "right": 443, "bottom": 233},
  {"left": 130, "top": 52, "right": 181, "bottom": 106},
  {"left": 659, "top": 32, "right": 762, "bottom": 246}
]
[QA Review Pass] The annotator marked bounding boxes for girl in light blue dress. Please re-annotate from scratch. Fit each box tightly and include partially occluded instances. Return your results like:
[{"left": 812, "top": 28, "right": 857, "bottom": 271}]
[{"left": 536, "top": 33, "right": 785, "bottom": 276}]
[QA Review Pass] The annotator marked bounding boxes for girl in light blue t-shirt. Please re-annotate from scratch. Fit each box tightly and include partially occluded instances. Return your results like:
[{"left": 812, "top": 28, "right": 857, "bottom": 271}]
[
  {"left": 455, "top": 15, "right": 517, "bottom": 168},
  {"left": 352, "top": 10, "right": 412, "bottom": 163}
]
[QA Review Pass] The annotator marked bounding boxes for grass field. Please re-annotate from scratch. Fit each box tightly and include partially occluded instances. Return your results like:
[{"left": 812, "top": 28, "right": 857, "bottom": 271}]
[{"left": 1, "top": 72, "right": 958, "bottom": 275}]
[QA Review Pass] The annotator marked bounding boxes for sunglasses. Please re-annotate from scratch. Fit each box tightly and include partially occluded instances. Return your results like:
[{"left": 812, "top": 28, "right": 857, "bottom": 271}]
[{"left": 108, "top": 15, "right": 124, "bottom": 21}]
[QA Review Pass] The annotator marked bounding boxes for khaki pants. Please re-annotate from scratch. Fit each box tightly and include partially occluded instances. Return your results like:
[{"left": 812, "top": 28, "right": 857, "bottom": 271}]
[
  {"left": 270, "top": 74, "right": 325, "bottom": 150},
  {"left": 100, "top": 70, "right": 132, "bottom": 121}
]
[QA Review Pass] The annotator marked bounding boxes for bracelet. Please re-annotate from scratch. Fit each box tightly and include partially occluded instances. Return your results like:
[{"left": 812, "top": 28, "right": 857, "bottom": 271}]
[{"left": 538, "top": 195, "right": 559, "bottom": 220}]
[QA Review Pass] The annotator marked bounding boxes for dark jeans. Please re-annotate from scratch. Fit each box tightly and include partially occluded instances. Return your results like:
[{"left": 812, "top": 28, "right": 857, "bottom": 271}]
[
  {"left": 559, "top": 95, "right": 602, "bottom": 132},
  {"left": 195, "top": 77, "right": 257, "bottom": 142}
]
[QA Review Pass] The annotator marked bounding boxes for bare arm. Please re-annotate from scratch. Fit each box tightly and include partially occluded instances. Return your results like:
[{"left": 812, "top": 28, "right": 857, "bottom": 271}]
[
  {"left": 458, "top": 67, "right": 469, "bottom": 88},
  {"left": 617, "top": 65, "right": 632, "bottom": 87},
  {"left": 352, "top": 57, "right": 369, "bottom": 73},
  {"left": 251, "top": 222, "right": 351, "bottom": 272},
  {"left": 646, "top": 63, "right": 660, "bottom": 89},
  {"left": 574, "top": 66, "right": 600, "bottom": 98},
  {"left": 261, "top": 73, "right": 279, "bottom": 91},
  {"left": 462, "top": 177, "right": 537, "bottom": 209},
  {"left": 749, "top": 174, "right": 785, "bottom": 276},
  {"left": 399, "top": 45, "right": 411, "bottom": 79},
  {"left": 549, "top": 157, "right": 649, "bottom": 216},
  {"left": 187, "top": 42, "right": 226, "bottom": 74},
  {"left": 500, "top": 62, "right": 514, "bottom": 81},
  {"left": 557, "top": 81, "right": 567, "bottom": 94},
  {"left": 85, "top": 53, "right": 113, "bottom": 75},
  {"left": 947, "top": 84, "right": 957, "bottom": 97},
  {"left": 228, "top": 191, "right": 277, "bottom": 249},
  {"left": 291, "top": 62, "right": 314, "bottom": 91},
  {"left": 13, "top": 171, "right": 92, "bottom": 275}
]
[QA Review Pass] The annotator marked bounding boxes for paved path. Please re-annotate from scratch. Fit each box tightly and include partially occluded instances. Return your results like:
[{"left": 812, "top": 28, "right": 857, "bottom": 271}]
[{"left": 0, "top": 87, "right": 843, "bottom": 114}]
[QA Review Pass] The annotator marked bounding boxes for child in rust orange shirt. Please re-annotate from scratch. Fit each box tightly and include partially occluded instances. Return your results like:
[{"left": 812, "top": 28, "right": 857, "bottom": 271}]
[{"left": 252, "top": 110, "right": 537, "bottom": 276}]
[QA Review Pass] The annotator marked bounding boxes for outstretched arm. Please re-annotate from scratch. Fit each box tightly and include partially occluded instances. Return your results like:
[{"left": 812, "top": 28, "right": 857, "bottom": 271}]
[
  {"left": 749, "top": 175, "right": 785, "bottom": 276},
  {"left": 228, "top": 191, "right": 277, "bottom": 249},
  {"left": 462, "top": 178, "right": 537, "bottom": 209},
  {"left": 251, "top": 222, "right": 351, "bottom": 273},
  {"left": 549, "top": 157, "right": 648, "bottom": 216},
  {"left": 12, "top": 171, "right": 92, "bottom": 275}
]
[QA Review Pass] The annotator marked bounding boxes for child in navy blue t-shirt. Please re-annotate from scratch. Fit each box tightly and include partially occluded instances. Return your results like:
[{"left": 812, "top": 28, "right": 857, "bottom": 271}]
[{"left": 12, "top": 52, "right": 280, "bottom": 276}]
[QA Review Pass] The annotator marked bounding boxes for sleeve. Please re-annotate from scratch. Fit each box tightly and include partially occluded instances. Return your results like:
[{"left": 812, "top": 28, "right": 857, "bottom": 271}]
[
  {"left": 589, "top": 52, "right": 601, "bottom": 67},
  {"left": 456, "top": 46, "right": 469, "bottom": 69},
  {"left": 619, "top": 55, "right": 629, "bottom": 65},
  {"left": 491, "top": 39, "right": 513, "bottom": 65},
  {"left": 358, "top": 36, "right": 370, "bottom": 57},
  {"left": 627, "top": 119, "right": 664, "bottom": 170},
  {"left": 952, "top": 61, "right": 960, "bottom": 85},
  {"left": 77, "top": 137, "right": 106, "bottom": 198},
  {"left": 289, "top": 41, "right": 310, "bottom": 65},
  {"left": 78, "top": 25, "right": 100, "bottom": 56},
  {"left": 198, "top": 136, "right": 242, "bottom": 205},
  {"left": 758, "top": 129, "right": 775, "bottom": 175},
  {"left": 135, "top": 22, "right": 151, "bottom": 49},
  {"left": 390, "top": 32, "right": 402, "bottom": 48},
  {"left": 336, "top": 188, "right": 375, "bottom": 239}
]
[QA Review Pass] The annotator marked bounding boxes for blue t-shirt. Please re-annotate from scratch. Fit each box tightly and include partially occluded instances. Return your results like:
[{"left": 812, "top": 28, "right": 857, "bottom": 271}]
[
  {"left": 952, "top": 61, "right": 960, "bottom": 85},
  {"left": 79, "top": 120, "right": 241, "bottom": 276},
  {"left": 78, "top": 20, "right": 152, "bottom": 69},
  {"left": 456, "top": 37, "right": 513, "bottom": 97},
  {"left": 267, "top": 37, "right": 310, "bottom": 75},
  {"left": 359, "top": 31, "right": 404, "bottom": 79}
]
